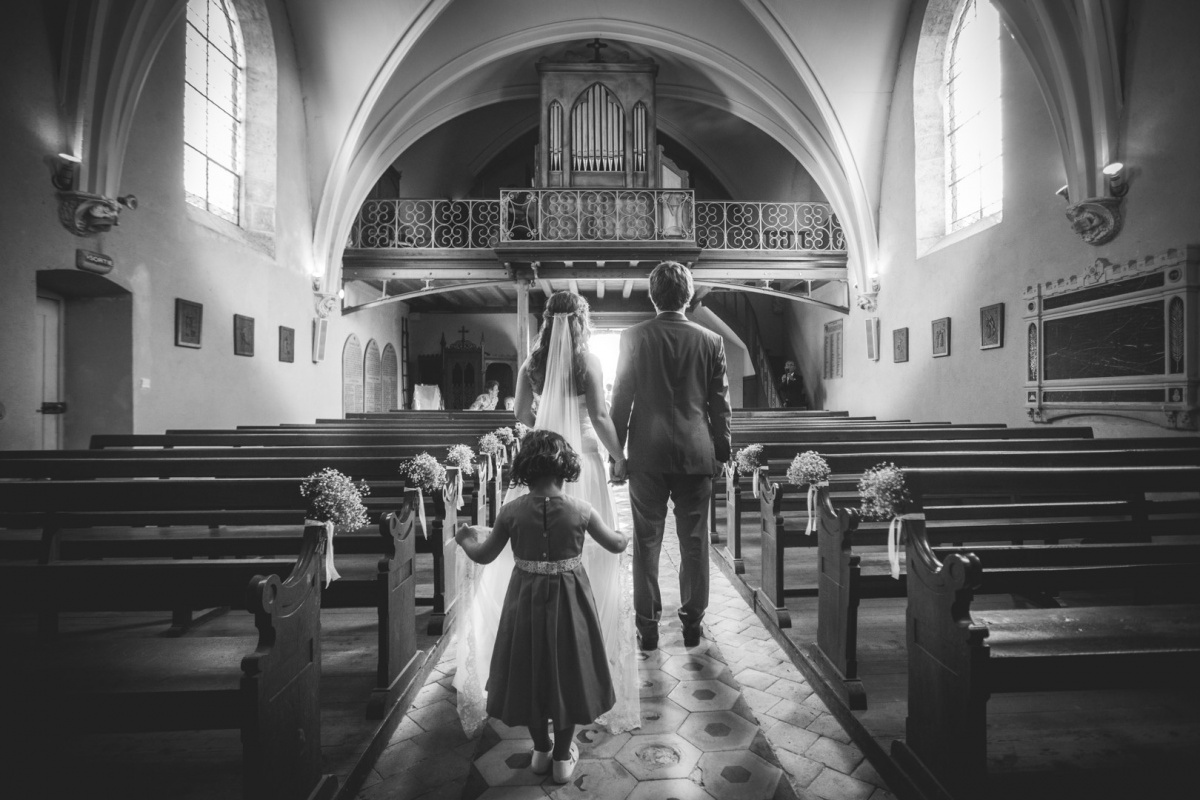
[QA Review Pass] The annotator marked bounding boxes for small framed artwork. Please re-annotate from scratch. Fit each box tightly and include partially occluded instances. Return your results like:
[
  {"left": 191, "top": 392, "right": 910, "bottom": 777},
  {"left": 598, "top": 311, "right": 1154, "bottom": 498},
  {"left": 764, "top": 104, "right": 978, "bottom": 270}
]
[
  {"left": 279, "top": 326, "right": 295, "bottom": 363},
  {"left": 233, "top": 314, "right": 255, "bottom": 357},
  {"left": 893, "top": 327, "right": 909, "bottom": 363},
  {"left": 980, "top": 303, "right": 1004, "bottom": 349},
  {"left": 174, "top": 299, "right": 203, "bottom": 349},
  {"left": 865, "top": 317, "right": 880, "bottom": 361},
  {"left": 932, "top": 317, "right": 951, "bottom": 358}
]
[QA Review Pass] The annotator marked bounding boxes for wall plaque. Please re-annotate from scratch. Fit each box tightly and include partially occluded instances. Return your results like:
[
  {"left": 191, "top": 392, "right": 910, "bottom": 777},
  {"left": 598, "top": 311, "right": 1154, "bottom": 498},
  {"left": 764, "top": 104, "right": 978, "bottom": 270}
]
[
  {"left": 279, "top": 326, "right": 294, "bottom": 363},
  {"left": 76, "top": 249, "right": 114, "bottom": 274},
  {"left": 979, "top": 303, "right": 1004, "bottom": 349},
  {"left": 931, "top": 317, "right": 951, "bottom": 358},
  {"left": 1024, "top": 246, "right": 1198, "bottom": 429},
  {"left": 234, "top": 314, "right": 255, "bottom": 357},
  {"left": 893, "top": 327, "right": 909, "bottom": 363},
  {"left": 175, "top": 299, "right": 203, "bottom": 348}
]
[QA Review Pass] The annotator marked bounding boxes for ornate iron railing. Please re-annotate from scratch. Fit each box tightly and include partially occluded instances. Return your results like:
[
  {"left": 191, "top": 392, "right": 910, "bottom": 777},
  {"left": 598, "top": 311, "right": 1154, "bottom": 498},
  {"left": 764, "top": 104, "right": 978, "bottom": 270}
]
[
  {"left": 347, "top": 196, "right": 845, "bottom": 252},
  {"left": 695, "top": 201, "right": 845, "bottom": 251},
  {"left": 499, "top": 189, "right": 695, "bottom": 242},
  {"left": 347, "top": 199, "right": 500, "bottom": 249}
]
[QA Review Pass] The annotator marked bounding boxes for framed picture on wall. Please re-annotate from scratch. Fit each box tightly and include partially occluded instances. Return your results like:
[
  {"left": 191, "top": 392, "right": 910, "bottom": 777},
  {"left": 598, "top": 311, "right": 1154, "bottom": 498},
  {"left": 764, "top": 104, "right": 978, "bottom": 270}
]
[
  {"left": 932, "top": 317, "right": 951, "bottom": 358},
  {"left": 174, "top": 299, "right": 203, "bottom": 349},
  {"left": 893, "top": 327, "right": 909, "bottom": 363},
  {"left": 234, "top": 314, "right": 255, "bottom": 357},
  {"left": 865, "top": 317, "right": 880, "bottom": 361},
  {"left": 279, "top": 326, "right": 295, "bottom": 363},
  {"left": 980, "top": 303, "right": 1004, "bottom": 349}
]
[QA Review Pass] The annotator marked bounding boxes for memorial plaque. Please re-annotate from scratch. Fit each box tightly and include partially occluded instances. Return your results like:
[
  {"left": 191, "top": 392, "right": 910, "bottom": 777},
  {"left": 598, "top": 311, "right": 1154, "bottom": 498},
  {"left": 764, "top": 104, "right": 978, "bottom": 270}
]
[
  {"left": 234, "top": 314, "right": 254, "bottom": 357},
  {"left": 893, "top": 327, "right": 909, "bottom": 363},
  {"left": 279, "top": 326, "right": 294, "bottom": 363},
  {"left": 175, "top": 299, "right": 203, "bottom": 349}
]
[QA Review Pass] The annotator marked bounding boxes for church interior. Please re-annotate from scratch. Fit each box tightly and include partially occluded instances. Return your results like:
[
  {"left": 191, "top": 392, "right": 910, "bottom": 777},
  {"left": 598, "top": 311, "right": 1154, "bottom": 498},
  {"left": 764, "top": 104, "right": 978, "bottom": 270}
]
[{"left": 1, "top": 1, "right": 1198, "bottom": 798}]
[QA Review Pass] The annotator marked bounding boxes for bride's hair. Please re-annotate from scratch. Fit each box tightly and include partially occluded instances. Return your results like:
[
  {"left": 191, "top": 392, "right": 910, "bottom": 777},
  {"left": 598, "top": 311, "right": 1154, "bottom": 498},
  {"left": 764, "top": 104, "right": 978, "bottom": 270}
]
[
  {"left": 509, "top": 430, "right": 582, "bottom": 486},
  {"left": 526, "top": 291, "right": 591, "bottom": 395}
]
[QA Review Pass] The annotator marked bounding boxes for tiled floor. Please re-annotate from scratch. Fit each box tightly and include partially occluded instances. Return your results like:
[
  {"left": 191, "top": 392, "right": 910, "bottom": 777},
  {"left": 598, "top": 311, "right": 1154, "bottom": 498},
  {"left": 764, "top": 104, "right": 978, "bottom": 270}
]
[{"left": 355, "top": 487, "right": 895, "bottom": 800}]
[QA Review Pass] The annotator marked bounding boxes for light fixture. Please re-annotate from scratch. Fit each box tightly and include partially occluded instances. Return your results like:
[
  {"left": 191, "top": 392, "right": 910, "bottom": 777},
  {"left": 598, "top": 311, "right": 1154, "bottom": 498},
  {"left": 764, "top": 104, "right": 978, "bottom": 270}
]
[
  {"left": 1055, "top": 184, "right": 1070, "bottom": 202},
  {"left": 337, "top": 288, "right": 345, "bottom": 300},
  {"left": 50, "top": 153, "right": 81, "bottom": 191},
  {"left": 1103, "top": 162, "right": 1128, "bottom": 197}
]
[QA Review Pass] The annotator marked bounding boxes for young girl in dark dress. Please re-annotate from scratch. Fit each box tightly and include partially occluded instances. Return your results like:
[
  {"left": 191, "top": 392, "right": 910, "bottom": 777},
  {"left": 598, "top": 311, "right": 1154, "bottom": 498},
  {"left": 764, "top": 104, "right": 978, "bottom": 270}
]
[{"left": 455, "top": 430, "right": 627, "bottom": 783}]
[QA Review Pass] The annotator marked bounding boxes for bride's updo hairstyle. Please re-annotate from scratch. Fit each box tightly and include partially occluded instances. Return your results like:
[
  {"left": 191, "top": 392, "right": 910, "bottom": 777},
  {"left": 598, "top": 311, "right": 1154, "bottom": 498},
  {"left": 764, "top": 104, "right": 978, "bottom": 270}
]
[
  {"left": 508, "top": 429, "right": 582, "bottom": 487},
  {"left": 526, "top": 291, "right": 591, "bottom": 395}
]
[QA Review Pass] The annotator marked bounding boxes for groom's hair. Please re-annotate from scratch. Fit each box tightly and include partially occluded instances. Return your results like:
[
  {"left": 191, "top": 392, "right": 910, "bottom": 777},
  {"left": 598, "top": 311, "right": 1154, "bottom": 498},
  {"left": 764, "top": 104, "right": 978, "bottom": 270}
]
[
  {"left": 649, "top": 261, "right": 694, "bottom": 312},
  {"left": 509, "top": 430, "right": 582, "bottom": 486}
]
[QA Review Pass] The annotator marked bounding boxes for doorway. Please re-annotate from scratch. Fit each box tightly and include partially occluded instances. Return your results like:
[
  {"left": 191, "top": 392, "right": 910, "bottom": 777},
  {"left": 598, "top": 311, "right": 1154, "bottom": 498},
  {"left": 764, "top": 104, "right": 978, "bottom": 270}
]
[{"left": 35, "top": 294, "right": 63, "bottom": 449}]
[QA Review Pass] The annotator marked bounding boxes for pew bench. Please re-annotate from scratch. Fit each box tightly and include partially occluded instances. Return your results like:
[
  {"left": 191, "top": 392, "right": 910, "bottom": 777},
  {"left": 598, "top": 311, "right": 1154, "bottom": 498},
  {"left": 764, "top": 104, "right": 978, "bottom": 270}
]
[
  {"left": 0, "top": 526, "right": 335, "bottom": 800},
  {"left": 892, "top": 518, "right": 1200, "bottom": 800}
]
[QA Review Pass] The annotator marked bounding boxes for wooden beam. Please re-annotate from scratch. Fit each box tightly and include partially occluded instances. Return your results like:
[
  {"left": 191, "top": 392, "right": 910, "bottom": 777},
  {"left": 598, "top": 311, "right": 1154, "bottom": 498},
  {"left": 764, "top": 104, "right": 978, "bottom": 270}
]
[
  {"left": 568, "top": 279, "right": 580, "bottom": 295},
  {"left": 538, "top": 279, "right": 554, "bottom": 296},
  {"left": 596, "top": 280, "right": 606, "bottom": 299},
  {"left": 622, "top": 280, "right": 634, "bottom": 298}
]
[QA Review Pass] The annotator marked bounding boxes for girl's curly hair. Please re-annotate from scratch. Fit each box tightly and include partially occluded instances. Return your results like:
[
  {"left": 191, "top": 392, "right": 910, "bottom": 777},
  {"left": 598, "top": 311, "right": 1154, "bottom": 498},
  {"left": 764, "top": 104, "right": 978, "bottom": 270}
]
[
  {"left": 508, "top": 429, "right": 582, "bottom": 487},
  {"left": 525, "top": 291, "right": 591, "bottom": 396}
]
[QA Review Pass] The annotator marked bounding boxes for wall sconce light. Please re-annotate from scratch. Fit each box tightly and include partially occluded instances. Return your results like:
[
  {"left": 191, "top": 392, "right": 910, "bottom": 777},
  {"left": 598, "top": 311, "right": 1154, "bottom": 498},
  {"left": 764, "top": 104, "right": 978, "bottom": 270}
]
[
  {"left": 1103, "top": 162, "right": 1128, "bottom": 197},
  {"left": 1055, "top": 184, "right": 1070, "bottom": 202},
  {"left": 337, "top": 288, "right": 346, "bottom": 300},
  {"left": 50, "top": 153, "right": 81, "bottom": 191}
]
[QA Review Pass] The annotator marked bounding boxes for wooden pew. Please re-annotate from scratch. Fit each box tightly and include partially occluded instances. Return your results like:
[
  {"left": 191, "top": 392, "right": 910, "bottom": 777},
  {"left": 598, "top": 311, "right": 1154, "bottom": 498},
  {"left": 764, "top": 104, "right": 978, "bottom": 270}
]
[
  {"left": 0, "top": 525, "right": 336, "bottom": 800},
  {"left": 889, "top": 476, "right": 1200, "bottom": 800}
]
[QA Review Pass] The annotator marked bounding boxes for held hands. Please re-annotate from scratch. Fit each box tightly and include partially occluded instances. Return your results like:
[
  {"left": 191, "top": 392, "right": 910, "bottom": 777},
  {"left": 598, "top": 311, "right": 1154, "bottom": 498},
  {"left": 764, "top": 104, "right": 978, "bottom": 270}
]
[
  {"left": 609, "top": 456, "right": 628, "bottom": 485},
  {"left": 454, "top": 522, "right": 488, "bottom": 549}
]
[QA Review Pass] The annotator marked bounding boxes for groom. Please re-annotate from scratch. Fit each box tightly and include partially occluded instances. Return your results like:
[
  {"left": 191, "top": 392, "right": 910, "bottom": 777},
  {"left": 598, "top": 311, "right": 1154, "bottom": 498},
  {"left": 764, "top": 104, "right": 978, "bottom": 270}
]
[{"left": 610, "top": 261, "right": 732, "bottom": 650}]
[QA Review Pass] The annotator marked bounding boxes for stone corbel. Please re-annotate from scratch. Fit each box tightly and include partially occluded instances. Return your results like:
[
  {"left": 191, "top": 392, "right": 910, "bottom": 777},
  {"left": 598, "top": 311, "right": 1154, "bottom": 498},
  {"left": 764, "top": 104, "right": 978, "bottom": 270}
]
[
  {"left": 1065, "top": 197, "right": 1122, "bottom": 246},
  {"left": 314, "top": 293, "right": 339, "bottom": 319},
  {"left": 58, "top": 191, "right": 136, "bottom": 237},
  {"left": 856, "top": 274, "right": 881, "bottom": 312}
]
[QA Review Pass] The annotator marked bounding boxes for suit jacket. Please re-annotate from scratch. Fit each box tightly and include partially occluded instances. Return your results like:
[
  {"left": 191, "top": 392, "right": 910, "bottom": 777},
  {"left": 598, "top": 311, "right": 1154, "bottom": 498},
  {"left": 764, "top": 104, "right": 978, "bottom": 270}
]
[{"left": 611, "top": 311, "right": 733, "bottom": 474}]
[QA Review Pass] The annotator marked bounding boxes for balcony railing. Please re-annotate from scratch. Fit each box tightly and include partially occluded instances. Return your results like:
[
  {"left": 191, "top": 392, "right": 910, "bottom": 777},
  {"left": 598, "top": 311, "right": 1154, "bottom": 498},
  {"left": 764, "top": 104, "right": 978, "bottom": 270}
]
[
  {"left": 695, "top": 201, "right": 845, "bottom": 251},
  {"left": 348, "top": 196, "right": 845, "bottom": 252},
  {"left": 347, "top": 199, "right": 500, "bottom": 249},
  {"left": 500, "top": 189, "right": 695, "bottom": 243}
]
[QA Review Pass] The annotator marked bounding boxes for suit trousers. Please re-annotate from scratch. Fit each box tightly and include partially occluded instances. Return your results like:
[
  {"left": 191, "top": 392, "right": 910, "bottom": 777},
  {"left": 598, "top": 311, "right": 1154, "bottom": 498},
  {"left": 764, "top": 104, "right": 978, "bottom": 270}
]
[{"left": 628, "top": 472, "right": 712, "bottom": 638}]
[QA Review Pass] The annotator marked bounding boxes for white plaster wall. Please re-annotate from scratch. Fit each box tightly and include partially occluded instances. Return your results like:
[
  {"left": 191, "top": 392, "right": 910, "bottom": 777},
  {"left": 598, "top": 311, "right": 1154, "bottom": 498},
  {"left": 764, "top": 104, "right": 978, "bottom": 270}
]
[{"left": 788, "top": 0, "right": 1200, "bottom": 437}]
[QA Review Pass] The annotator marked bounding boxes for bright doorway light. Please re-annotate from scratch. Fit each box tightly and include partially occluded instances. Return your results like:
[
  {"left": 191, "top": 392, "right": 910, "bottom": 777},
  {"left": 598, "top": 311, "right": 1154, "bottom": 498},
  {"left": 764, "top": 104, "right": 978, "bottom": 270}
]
[{"left": 591, "top": 330, "right": 623, "bottom": 392}]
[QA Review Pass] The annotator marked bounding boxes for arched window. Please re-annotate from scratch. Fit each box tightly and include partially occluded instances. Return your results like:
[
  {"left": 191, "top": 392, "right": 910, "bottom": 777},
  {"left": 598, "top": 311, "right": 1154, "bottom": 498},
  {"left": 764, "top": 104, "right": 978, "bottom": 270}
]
[
  {"left": 382, "top": 343, "right": 399, "bottom": 411},
  {"left": 342, "top": 334, "right": 363, "bottom": 415},
  {"left": 363, "top": 339, "right": 382, "bottom": 413},
  {"left": 944, "top": 0, "right": 1002, "bottom": 232},
  {"left": 184, "top": 0, "right": 246, "bottom": 223}
]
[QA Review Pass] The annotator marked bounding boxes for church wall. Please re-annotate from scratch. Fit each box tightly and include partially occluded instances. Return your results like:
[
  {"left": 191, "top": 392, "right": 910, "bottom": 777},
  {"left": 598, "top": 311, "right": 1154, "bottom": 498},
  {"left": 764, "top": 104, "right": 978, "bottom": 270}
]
[
  {"left": 787, "top": 0, "right": 1200, "bottom": 437},
  {"left": 408, "top": 311, "right": 520, "bottom": 367},
  {"left": 0, "top": 4, "right": 402, "bottom": 449}
]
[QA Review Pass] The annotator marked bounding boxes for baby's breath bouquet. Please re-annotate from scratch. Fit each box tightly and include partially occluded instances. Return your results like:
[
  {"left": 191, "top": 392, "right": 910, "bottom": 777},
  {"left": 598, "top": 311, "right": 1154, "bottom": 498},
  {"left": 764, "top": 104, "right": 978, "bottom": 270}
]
[
  {"left": 299, "top": 468, "right": 370, "bottom": 532},
  {"left": 787, "top": 451, "right": 830, "bottom": 487},
  {"left": 857, "top": 463, "right": 911, "bottom": 520},
  {"left": 733, "top": 444, "right": 763, "bottom": 476},
  {"left": 446, "top": 444, "right": 476, "bottom": 472},
  {"left": 859, "top": 463, "right": 914, "bottom": 579},
  {"left": 494, "top": 427, "right": 516, "bottom": 446},
  {"left": 399, "top": 452, "right": 447, "bottom": 492},
  {"left": 478, "top": 432, "right": 503, "bottom": 458},
  {"left": 514, "top": 422, "right": 530, "bottom": 440}
]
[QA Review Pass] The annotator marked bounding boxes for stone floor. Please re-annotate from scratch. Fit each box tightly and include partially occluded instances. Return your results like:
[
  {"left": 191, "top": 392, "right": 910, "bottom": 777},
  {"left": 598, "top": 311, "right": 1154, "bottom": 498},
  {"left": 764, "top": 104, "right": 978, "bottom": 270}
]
[{"left": 355, "top": 486, "right": 895, "bottom": 800}]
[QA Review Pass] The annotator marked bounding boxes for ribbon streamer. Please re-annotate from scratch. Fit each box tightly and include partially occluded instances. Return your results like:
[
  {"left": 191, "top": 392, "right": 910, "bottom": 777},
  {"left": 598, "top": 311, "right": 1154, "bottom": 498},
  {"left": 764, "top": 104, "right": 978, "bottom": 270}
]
[
  {"left": 805, "top": 481, "right": 829, "bottom": 535},
  {"left": 455, "top": 470, "right": 464, "bottom": 511},
  {"left": 417, "top": 487, "right": 428, "bottom": 539},
  {"left": 752, "top": 469, "right": 760, "bottom": 499},
  {"left": 304, "top": 519, "right": 340, "bottom": 588},
  {"left": 888, "top": 513, "right": 925, "bottom": 579}
]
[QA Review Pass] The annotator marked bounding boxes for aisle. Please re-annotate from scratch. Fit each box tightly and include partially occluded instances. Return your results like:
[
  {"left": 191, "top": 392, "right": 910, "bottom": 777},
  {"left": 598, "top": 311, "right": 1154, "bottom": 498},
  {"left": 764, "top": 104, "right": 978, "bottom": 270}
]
[{"left": 355, "top": 485, "right": 895, "bottom": 800}]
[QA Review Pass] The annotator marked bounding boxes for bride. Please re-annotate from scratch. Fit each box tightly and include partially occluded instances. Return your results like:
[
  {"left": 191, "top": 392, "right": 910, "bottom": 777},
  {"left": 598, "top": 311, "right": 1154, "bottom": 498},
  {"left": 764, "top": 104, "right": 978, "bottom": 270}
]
[{"left": 454, "top": 291, "right": 639, "bottom": 736}]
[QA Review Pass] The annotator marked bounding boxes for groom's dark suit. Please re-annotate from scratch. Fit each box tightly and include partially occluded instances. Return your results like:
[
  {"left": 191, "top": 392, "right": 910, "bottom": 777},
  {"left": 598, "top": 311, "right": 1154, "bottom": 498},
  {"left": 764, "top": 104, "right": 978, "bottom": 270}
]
[{"left": 611, "top": 310, "right": 732, "bottom": 643}]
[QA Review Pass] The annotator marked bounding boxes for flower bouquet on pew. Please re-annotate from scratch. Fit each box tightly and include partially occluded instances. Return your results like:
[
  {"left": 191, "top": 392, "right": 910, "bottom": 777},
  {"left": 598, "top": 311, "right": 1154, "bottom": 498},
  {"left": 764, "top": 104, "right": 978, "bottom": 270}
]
[
  {"left": 399, "top": 453, "right": 447, "bottom": 538},
  {"left": 493, "top": 426, "right": 517, "bottom": 461},
  {"left": 857, "top": 463, "right": 913, "bottom": 579},
  {"left": 445, "top": 445, "right": 476, "bottom": 512},
  {"left": 734, "top": 443, "right": 764, "bottom": 497},
  {"left": 786, "top": 451, "right": 831, "bottom": 535},
  {"left": 299, "top": 468, "right": 371, "bottom": 586}
]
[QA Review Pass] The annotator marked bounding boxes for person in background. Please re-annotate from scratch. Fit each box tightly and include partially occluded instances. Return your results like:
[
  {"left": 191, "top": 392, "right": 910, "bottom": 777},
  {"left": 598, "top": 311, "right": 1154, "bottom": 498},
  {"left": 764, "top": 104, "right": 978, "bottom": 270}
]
[
  {"left": 780, "top": 360, "right": 807, "bottom": 408},
  {"left": 469, "top": 380, "right": 501, "bottom": 410},
  {"left": 503, "top": 396, "right": 516, "bottom": 412}
]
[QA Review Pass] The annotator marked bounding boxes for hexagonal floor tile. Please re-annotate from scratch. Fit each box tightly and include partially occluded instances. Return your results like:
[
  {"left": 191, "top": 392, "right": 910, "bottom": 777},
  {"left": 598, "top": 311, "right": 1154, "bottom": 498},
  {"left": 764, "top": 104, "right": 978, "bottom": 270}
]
[
  {"left": 614, "top": 734, "right": 703, "bottom": 781},
  {"left": 667, "top": 679, "right": 740, "bottom": 712},
  {"left": 473, "top": 739, "right": 550, "bottom": 787},
  {"left": 632, "top": 696, "right": 691, "bottom": 736},
  {"left": 573, "top": 725, "right": 631, "bottom": 759},
  {"left": 639, "top": 668, "right": 681, "bottom": 699},
  {"left": 636, "top": 648, "right": 670, "bottom": 670},
  {"left": 624, "top": 778, "right": 716, "bottom": 800},
  {"left": 677, "top": 710, "right": 759, "bottom": 752},
  {"left": 660, "top": 653, "right": 725, "bottom": 682},
  {"left": 696, "top": 750, "right": 783, "bottom": 800},
  {"left": 545, "top": 758, "right": 636, "bottom": 800},
  {"left": 490, "top": 718, "right": 550, "bottom": 741},
  {"left": 477, "top": 786, "right": 550, "bottom": 800}
]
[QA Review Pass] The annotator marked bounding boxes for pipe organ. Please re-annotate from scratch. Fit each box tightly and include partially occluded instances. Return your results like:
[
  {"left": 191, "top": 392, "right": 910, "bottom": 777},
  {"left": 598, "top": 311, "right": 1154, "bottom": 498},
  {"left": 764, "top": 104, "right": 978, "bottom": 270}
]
[{"left": 535, "top": 43, "right": 662, "bottom": 188}]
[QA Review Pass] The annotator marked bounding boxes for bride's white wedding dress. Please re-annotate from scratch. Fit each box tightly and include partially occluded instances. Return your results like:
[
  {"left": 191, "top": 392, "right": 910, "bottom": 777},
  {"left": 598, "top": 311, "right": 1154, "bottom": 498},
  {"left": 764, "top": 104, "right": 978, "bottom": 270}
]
[{"left": 453, "top": 320, "right": 639, "bottom": 736}]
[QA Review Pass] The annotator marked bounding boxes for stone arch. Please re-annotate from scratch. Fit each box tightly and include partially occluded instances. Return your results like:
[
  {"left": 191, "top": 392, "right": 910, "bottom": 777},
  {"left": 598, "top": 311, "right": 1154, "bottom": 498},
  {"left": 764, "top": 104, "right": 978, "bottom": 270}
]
[
  {"left": 363, "top": 339, "right": 382, "bottom": 412},
  {"left": 382, "top": 343, "right": 399, "bottom": 411},
  {"left": 342, "top": 334, "right": 363, "bottom": 415}
]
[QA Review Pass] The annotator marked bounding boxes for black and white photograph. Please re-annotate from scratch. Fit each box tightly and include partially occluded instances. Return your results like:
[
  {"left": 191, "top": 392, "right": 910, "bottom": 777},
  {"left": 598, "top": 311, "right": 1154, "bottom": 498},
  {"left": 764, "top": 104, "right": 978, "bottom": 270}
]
[{"left": 2, "top": 2, "right": 1197, "bottom": 799}]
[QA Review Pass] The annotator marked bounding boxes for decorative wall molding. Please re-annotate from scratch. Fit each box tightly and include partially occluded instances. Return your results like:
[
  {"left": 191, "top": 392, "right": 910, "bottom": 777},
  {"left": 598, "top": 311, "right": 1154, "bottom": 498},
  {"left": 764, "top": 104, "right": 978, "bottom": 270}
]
[
  {"left": 57, "top": 191, "right": 133, "bottom": 236},
  {"left": 1064, "top": 196, "right": 1122, "bottom": 245},
  {"left": 314, "top": 293, "right": 339, "bottom": 319}
]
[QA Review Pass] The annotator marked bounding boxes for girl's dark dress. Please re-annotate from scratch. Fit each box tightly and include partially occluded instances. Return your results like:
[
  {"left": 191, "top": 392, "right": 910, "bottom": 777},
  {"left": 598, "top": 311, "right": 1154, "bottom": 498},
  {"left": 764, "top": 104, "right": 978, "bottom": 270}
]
[{"left": 485, "top": 493, "right": 615, "bottom": 727}]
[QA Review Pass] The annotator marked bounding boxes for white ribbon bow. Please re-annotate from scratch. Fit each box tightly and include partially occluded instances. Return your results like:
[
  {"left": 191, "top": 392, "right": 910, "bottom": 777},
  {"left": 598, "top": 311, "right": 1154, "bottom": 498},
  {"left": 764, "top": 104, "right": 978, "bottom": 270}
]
[
  {"left": 417, "top": 487, "right": 428, "bottom": 539},
  {"left": 805, "top": 481, "right": 830, "bottom": 535},
  {"left": 304, "top": 519, "right": 341, "bottom": 588},
  {"left": 455, "top": 470, "right": 464, "bottom": 511},
  {"left": 888, "top": 513, "right": 925, "bottom": 580},
  {"left": 752, "top": 469, "right": 760, "bottom": 499}
]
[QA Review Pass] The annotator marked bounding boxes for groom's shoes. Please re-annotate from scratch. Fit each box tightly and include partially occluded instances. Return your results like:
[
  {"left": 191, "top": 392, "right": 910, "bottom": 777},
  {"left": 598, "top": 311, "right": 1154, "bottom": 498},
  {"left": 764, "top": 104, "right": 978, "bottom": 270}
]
[
  {"left": 638, "top": 631, "right": 658, "bottom": 652},
  {"left": 683, "top": 625, "right": 705, "bottom": 648}
]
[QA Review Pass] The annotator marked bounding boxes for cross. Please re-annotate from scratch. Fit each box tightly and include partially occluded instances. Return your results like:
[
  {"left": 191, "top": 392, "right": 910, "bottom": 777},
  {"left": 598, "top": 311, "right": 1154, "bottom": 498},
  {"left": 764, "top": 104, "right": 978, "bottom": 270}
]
[
  {"left": 586, "top": 38, "right": 607, "bottom": 63},
  {"left": 458, "top": 326, "right": 470, "bottom": 344}
]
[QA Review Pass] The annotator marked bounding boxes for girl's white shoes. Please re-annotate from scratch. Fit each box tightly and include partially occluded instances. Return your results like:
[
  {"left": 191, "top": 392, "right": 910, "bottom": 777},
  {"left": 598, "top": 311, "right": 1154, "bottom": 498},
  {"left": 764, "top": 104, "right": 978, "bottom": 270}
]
[
  {"left": 530, "top": 747, "right": 553, "bottom": 775},
  {"left": 552, "top": 743, "right": 580, "bottom": 784}
]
